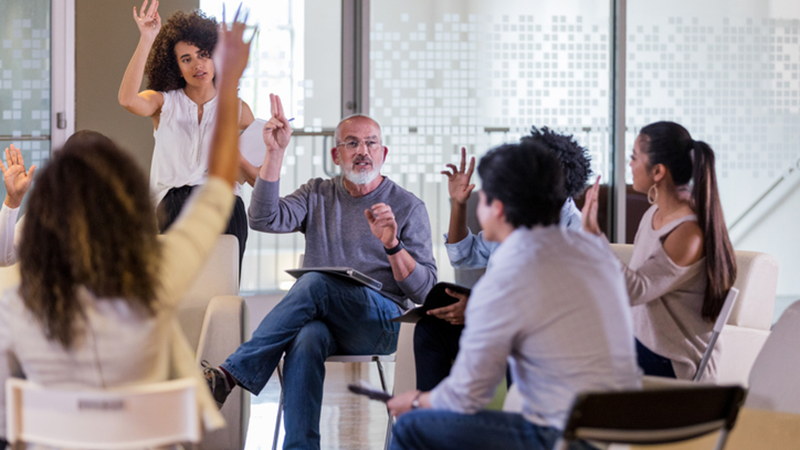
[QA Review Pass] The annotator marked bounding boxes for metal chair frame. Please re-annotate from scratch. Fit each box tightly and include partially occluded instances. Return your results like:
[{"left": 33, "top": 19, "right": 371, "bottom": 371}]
[{"left": 271, "top": 354, "right": 395, "bottom": 450}]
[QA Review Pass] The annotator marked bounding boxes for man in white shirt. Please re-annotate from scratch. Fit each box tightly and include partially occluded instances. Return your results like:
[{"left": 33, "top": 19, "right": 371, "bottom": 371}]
[{"left": 387, "top": 139, "right": 641, "bottom": 450}]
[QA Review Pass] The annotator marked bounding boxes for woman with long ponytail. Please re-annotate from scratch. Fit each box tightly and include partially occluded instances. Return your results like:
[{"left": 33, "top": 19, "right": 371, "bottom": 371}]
[{"left": 582, "top": 121, "right": 736, "bottom": 381}]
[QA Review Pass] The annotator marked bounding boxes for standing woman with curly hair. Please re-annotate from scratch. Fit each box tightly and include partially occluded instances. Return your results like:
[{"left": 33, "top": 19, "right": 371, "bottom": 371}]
[{"left": 119, "top": 0, "right": 256, "bottom": 268}]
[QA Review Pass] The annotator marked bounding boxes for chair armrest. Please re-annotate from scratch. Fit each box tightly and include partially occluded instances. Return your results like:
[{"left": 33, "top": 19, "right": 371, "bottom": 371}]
[
  {"left": 195, "top": 295, "right": 250, "bottom": 450},
  {"left": 717, "top": 326, "right": 770, "bottom": 387},
  {"left": 195, "top": 295, "right": 249, "bottom": 364}
]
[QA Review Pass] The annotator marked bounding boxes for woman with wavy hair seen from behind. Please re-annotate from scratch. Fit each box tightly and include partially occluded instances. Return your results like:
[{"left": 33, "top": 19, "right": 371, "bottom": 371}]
[
  {"left": 0, "top": 13, "right": 254, "bottom": 446},
  {"left": 582, "top": 121, "right": 737, "bottom": 381}
]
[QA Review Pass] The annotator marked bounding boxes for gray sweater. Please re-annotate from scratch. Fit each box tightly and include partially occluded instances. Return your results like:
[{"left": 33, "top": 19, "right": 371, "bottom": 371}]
[{"left": 249, "top": 175, "right": 437, "bottom": 305}]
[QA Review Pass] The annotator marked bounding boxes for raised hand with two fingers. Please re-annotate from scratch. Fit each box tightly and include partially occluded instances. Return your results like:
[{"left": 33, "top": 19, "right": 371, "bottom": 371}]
[
  {"left": 0, "top": 145, "right": 36, "bottom": 209},
  {"left": 441, "top": 147, "right": 475, "bottom": 205},
  {"left": 262, "top": 93, "right": 293, "bottom": 154}
]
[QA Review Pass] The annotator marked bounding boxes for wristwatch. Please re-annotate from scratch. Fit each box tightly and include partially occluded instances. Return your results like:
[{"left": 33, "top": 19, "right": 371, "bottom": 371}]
[
  {"left": 384, "top": 240, "right": 405, "bottom": 255},
  {"left": 411, "top": 391, "right": 422, "bottom": 409}
]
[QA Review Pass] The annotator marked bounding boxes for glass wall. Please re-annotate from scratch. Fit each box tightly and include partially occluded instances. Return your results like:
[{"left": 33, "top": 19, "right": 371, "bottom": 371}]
[
  {"left": 626, "top": 0, "right": 800, "bottom": 298},
  {"left": 370, "top": 0, "right": 612, "bottom": 280},
  {"left": 0, "top": 0, "right": 51, "bottom": 201}
]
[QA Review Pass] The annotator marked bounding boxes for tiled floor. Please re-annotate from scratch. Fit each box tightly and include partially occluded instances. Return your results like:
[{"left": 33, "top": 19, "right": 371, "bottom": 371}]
[{"left": 244, "top": 361, "right": 395, "bottom": 450}]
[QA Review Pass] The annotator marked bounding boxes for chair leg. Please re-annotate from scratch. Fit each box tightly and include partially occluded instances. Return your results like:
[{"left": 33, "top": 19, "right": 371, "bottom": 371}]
[
  {"left": 383, "top": 412, "right": 393, "bottom": 450},
  {"left": 375, "top": 358, "right": 393, "bottom": 450},
  {"left": 714, "top": 428, "right": 731, "bottom": 450},
  {"left": 272, "top": 361, "right": 284, "bottom": 450},
  {"left": 376, "top": 359, "right": 391, "bottom": 420}
]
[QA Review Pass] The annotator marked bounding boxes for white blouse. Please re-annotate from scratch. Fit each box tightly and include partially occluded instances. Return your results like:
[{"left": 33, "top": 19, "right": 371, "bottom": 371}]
[{"left": 151, "top": 89, "right": 241, "bottom": 206}]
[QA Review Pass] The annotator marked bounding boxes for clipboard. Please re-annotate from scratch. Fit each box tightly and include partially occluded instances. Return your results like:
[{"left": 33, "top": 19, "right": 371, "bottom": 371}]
[
  {"left": 391, "top": 282, "right": 471, "bottom": 323},
  {"left": 286, "top": 267, "right": 383, "bottom": 292}
]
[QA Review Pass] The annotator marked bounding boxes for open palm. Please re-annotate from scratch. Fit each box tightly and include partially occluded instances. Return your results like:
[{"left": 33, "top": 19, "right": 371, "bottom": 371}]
[{"left": 1, "top": 145, "right": 36, "bottom": 208}]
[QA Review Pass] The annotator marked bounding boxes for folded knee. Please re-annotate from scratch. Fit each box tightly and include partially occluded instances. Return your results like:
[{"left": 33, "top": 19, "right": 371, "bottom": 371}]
[{"left": 286, "top": 321, "right": 334, "bottom": 358}]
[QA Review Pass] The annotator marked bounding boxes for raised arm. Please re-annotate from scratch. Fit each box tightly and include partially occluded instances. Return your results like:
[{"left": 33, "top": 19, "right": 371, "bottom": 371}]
[
  {"left": 0, "top": 145, "right": 34, "bottom": 266},
  {"left": 205, "top": 8, "right": 252, "bottom": 186},
  {"left": 118, "top": 0, "right": 164, "bottom": 117},
  {"left": 443, "top": 147, "right": 475, "bottom": 244},
  {"left": 258, "top": 94, "right": 293, "bottom": 182}
]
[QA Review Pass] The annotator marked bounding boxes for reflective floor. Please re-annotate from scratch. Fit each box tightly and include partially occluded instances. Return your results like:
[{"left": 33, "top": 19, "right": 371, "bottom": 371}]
[{"left": 245, "top": 361, "right": 396, "bottom": 450}]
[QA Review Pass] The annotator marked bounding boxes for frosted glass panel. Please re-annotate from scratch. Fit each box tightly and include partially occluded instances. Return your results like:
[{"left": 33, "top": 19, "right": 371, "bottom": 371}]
[
  {"left": 626, "top": 1, "right": 800, "bottom": 220},
  {"left": 0, "top": 0, "right": 51, "bottom": 206},
  {"left": 371, "top": 0, "right": 612, "bottom": 281},
  {"left": 0, "top": 0, "right": 51, "bottom": 138}
]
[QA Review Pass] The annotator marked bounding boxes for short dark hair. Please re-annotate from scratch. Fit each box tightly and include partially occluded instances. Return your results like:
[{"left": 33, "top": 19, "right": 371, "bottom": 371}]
[
  {"left": 522, "top": 126, "right": 591, "bottom": 198},
  {"left": 477, "top": 140, "right": 566, "bottom": 228},
  {"left": 145, "top": 10, "right": 218, "bottom": 92}
]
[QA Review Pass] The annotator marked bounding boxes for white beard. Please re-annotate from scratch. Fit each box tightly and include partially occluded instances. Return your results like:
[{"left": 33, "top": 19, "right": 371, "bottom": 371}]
[{"left": 341, "top": 160, "right": 383, "bottom": 185}]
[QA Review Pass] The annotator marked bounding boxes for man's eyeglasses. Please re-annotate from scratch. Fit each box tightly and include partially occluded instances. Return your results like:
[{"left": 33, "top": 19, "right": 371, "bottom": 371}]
[{"left": 337, "top": 139, "right": 382, "bottom": 151}]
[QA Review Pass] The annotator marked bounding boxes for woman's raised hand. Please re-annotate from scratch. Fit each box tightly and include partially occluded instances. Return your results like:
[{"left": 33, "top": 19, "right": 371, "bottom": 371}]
[
  {"left": 213, "top": 4, "right": 254, "bottom": 84},
  {"left": 0, "top": 145, "right": 36, "bottom": 209},
  {"left": 262, "top": 93, "right": 292, "bottom": 154},
  {"left": 132, "top": 0, "right": 161, "bottom": 42},
  {"left": 581, "top": 175, "right": 602, "bottom": 236}
]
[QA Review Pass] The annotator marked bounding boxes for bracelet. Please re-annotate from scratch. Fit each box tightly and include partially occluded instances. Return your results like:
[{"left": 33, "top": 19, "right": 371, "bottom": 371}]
[
  {"left": 384, "top": 240, "right": 405, "bottom": 255},
  {"left": 411, "top": 391, "right": 422, "bottom": 409}
]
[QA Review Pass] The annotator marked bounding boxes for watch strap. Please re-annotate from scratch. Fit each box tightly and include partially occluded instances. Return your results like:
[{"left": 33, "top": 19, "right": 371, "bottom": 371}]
[{"left": 384, "top": 240, "right": 405, "bottom": 255}]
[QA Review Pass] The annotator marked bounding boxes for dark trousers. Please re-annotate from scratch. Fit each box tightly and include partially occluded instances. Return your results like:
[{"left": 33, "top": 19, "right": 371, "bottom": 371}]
[
  {"left": 635, "top": 338, "right": 677, "bottom": 378},
  {"left": 413, "top": 316, "right": 465, "bottom": 391},
  {"left": 157, "top": 185, "right": 248, "bottom": 278}
]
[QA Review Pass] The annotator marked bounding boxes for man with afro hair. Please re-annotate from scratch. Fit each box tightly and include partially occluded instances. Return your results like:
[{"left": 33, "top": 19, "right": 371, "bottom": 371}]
[{"left": 414, "top": 127, "right": 592, "bottom": 392}]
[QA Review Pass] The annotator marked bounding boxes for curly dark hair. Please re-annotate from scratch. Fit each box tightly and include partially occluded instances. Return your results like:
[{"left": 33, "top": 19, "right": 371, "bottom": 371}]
[
  {"left": 145, "top": 10, "right": 218, "bottom": 92},
  {"left": 522, "top": 126, "right": 592, "bottom": 198},
  {"left": 19, "top": 131, "right": 161, "bottom": 349}
]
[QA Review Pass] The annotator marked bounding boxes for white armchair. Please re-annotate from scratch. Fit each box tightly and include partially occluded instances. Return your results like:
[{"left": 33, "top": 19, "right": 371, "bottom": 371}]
[
  {"left": 610, "top": 244, "right": 778, "bottom": 386},
  {"left": 174, "top": 235, "right": 250, "bottom": 450}
]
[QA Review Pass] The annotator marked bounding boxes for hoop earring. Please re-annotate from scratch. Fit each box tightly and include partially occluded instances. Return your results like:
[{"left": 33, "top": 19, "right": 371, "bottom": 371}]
[{"left": 647, "top": 184, "right": 658, "bottom": 204}]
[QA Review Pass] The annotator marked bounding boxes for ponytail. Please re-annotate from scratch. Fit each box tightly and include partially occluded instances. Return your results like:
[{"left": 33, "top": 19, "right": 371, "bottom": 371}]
[
  {"left": 640, "top": 122, "right": 737, "bottom": 322},
  {"left": 690, "top": 141, "right": 737, "bottom": 322}
]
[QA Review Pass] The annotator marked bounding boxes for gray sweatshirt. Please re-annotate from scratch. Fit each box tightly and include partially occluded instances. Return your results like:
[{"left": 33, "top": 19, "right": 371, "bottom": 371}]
[{"left": 249, "top": 175, "right": 437, "bottom": 305}]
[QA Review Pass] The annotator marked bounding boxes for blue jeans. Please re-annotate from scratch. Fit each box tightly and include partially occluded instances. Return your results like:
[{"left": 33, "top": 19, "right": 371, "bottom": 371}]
[
  {"left": 222, "top": 272, "right": 400, "bottom": 450},
  {"left": 392, "top": 409, "right": 599, "bottom": 450}
]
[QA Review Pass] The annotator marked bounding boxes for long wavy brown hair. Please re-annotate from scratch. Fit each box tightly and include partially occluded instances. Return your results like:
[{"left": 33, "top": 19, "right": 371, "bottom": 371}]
[
  {"left": 18, "top": 131, "right": 162, "bottom": 348},
  {"left": 145, "top": 10, "right": 218, "bottom": 92}
]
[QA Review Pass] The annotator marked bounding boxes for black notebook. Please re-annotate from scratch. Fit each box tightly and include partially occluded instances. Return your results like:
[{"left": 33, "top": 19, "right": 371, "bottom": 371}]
[
  {"left": 391, "top": 282, "right": 471, "bottom": 323},
  {"left": 286, "top": 267, "right": 383, "bottom": 292}
]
